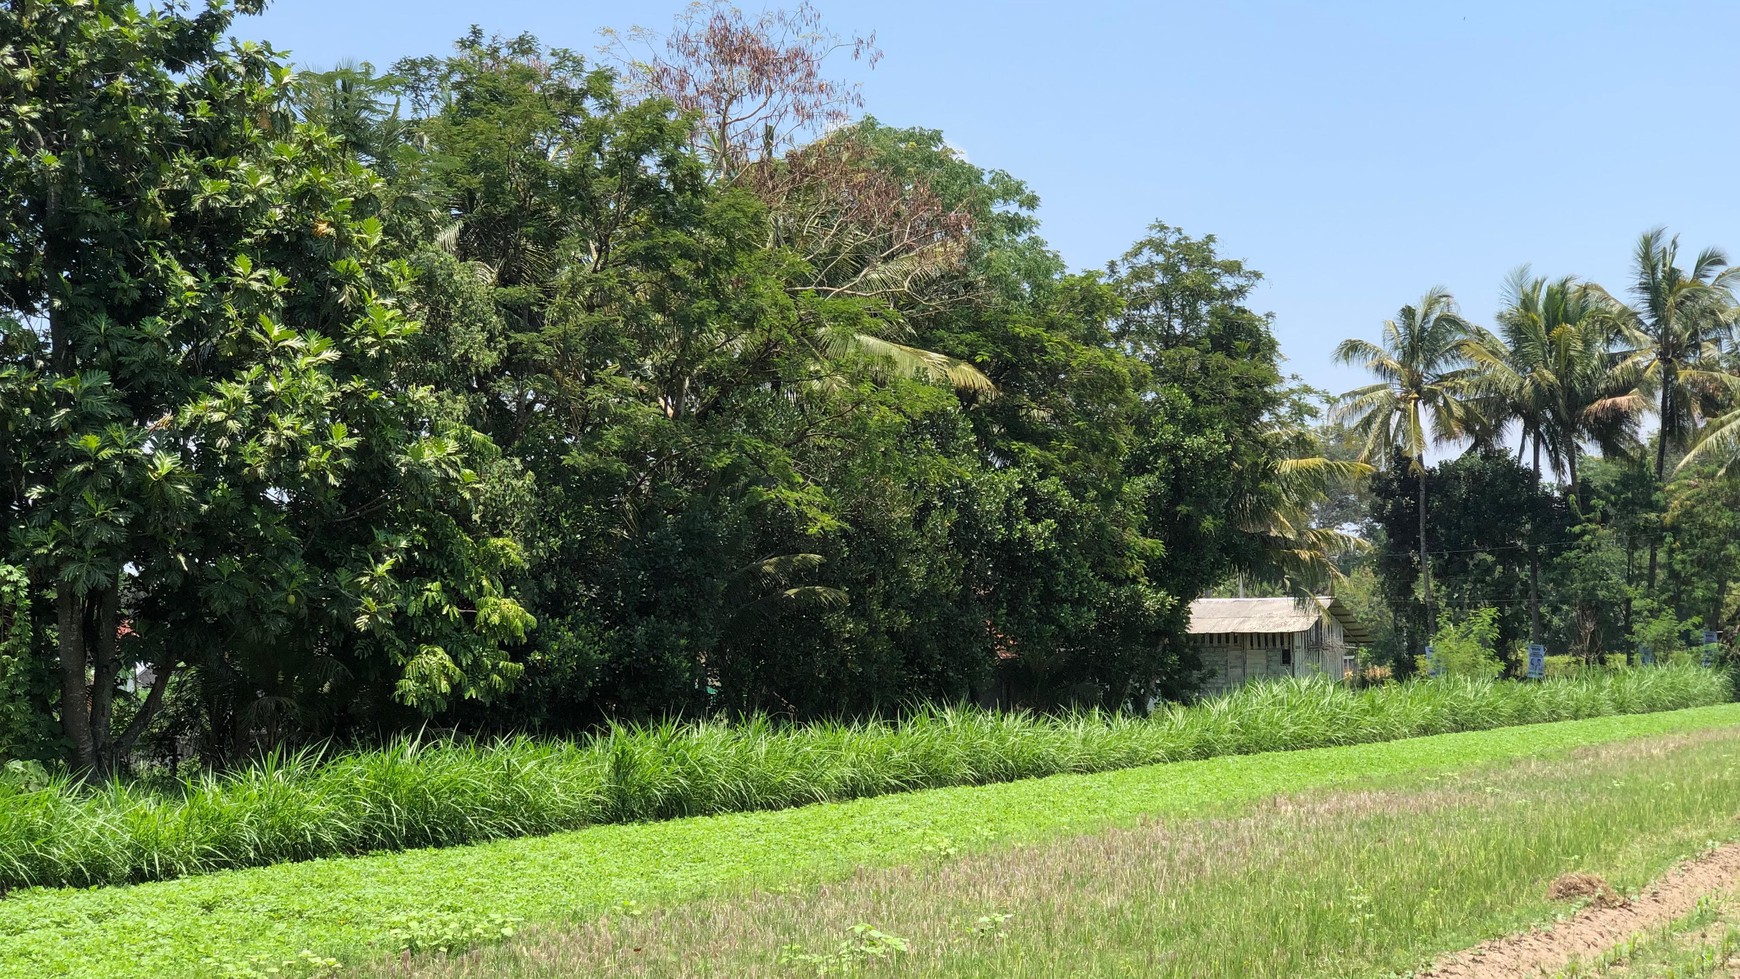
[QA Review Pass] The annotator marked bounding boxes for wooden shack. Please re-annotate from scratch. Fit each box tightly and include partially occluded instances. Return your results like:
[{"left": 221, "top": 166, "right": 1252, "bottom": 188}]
[{"left": 1187, "top": 596, "right": 1371, "bottom": 695}]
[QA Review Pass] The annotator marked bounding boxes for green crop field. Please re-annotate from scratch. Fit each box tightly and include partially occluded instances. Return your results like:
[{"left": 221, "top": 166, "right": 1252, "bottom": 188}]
[
  {"left": 3, "top": 669, "right": 1720, "bottom": 894},
  {"left": 383, "top": 721, "right": 1740, "bottom": 978},
  {"left": 6, "top": 703, "right": 1739, "bottom": 979}
]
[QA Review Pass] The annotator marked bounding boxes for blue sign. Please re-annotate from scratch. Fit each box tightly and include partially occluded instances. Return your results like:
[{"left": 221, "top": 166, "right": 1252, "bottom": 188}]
[
  {"left": 1705, "top": 631, "right": 1720, "bottom": 668},
  {"left": 1425, "top": 644, "right": 1440, "bottom": 677},
  {"left": 1527, "top": 643, "right": 1546, "bottom": 680},
  {"left": 1639, "top": 644, "right": 1654, "bottom": 666}
]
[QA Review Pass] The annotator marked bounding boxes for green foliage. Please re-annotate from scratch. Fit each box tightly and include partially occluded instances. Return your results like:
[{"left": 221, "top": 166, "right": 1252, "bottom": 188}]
[
  {"left": 2, "top": 704, "right": 1736, "bottom": 979},
  {"left": 1662, "top": 461, "right": 1740, "bottom": 636},
  {"left": 1542, "top": 654, "right": 1585, "bottom": 679},
  {"left": 778, "top": 923, "right": 911, "bottom": 976},
  {"left": 1629, "top": 602, "right": 1703, "bottom": 664},
  {"left": 0, "top": 758, "right": 52, "bottom": 794},
  {"left": 201, "top": 950, "right": 341, "bottom": 979},
  {"left": 0, "top": 564, "right": 56, "bottom": 761},
  {"left": 0, "top": 3, "right": 1354, "bottom": 759},
  {"left": 1425, "top": 607, "right": 1504, "bottom": 680},
  {"left": 1370, "top": 452, "right": 1571, "bottom": 665},
  {"left": 0, "top": 667, "right": 1722, "bottom": 893},
  {"left": 403, "top": 720, "right": 1740, "bottom": 979},
  {"left": 378, "top": 911, "right": 521, "bottom": 956},
  {"left": 0, "top": 0, "right": 533, "bottom": 769}
]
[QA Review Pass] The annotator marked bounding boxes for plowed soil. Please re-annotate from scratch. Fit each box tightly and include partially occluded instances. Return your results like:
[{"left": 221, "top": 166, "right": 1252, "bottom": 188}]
[{"left": 1419, "top": 840, "right": 1740, "bottom": 978}]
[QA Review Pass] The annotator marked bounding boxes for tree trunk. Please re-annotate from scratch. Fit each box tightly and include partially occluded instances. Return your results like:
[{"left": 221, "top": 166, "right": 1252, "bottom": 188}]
[
  {"left": 88, "top": 588, "right": 119, "bottom": 762},
  {"left": 1567, "top": 449, "right": 1582, "bottom": 517},
  {"left": 1417, "top": 457, "right": 1433, "bottom": 637},
  {"left": 1714, "top": 574, "right": 1730, "bottom": 643},
  {"left": 111, "top": 661, "right": 171, "bottom": 767},
  {"left": 1529, "top": 547, "right": 1542, "bottom": 644},
  {"left": 1623, "top": 534, "right": 1635, "bottom": 642},
  {"left": 1648, "top": 377, "right": 1673, "bottom": 591},
  {"left": 56, "top": 588, "right": 96, "bottom": 771}
]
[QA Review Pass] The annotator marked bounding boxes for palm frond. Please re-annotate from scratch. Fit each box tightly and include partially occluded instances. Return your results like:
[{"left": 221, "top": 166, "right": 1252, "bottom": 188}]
[{"left": 838, "top": 332, "right": 997, "bottom": 394}]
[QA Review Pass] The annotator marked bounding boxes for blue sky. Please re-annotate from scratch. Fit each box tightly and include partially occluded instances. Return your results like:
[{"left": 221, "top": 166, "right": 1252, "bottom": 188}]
[{"left": 244, "top": 1, "right": 1740, "bottom": 398}]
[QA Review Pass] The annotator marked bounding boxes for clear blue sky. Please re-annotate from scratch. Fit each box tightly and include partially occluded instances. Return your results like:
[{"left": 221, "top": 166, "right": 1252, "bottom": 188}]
[{"left": 243, "top": 0, "right": 1740, "bottom": 397}]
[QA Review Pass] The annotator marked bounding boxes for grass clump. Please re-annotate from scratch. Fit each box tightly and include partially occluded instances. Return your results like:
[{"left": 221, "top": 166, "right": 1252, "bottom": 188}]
[
  {"left": 0, "top": 665, "right": 1725, "bottom": 893},
  {"left": 2, "top": 703, "right": 1738, "bottom": 979}
]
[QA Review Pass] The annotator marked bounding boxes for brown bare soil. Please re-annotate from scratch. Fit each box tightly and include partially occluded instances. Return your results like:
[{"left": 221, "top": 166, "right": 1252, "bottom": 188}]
[
  {"left": 1547, "top": 871, "right": 1621, "bottom": 908},
  {"left": 1419, "top": 840, "right": 1740, "bottom": 979}
]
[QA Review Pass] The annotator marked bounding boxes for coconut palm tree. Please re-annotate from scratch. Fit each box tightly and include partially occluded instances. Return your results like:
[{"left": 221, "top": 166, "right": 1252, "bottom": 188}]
[
  {"left": 1333, "top": 287, "right": 1481, "bottom": 630},
  {"left": 1599, "top": 229, "right": 1740, "bottom": 586},
  {"left": 1464, "top": 268, "right": 1644, "bottom": 505},
  {"left": 1229, "top": 387, "right": 1375, "bottom": 594},
  {"left": 1236, "top": 454, "right": 1374, "bottom": 593},
  {"left": 1682, "top": 403, "right": 1740, "bottom": 473},
  {"left": 1676, "top": 334, "right": 1740, "bottom": 473},
  {"left": 1459, "top": 270, "right": 1641, "bottom": 642}
]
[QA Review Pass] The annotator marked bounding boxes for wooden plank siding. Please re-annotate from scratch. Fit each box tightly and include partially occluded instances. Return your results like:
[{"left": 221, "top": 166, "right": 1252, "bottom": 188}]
[{"left": 1194, "top": 620, "right": 1354, "bottom": 697}]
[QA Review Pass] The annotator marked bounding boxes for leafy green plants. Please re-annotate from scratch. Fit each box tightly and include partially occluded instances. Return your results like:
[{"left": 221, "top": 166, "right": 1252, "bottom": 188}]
[
  {"left": 391, "top": 723, "right": 1740, "bottom": 979},
  {"left": 0, "top": 667, "right": 1725, "bottom": 894},
  {"left": 778, "top": 924, "right": 911, "bottom": 976},
  {"left": 199, "top": 950, "right": 342, "bottom": 979},
  {"left": 378, "top": 912, "right": 522, "bottom": 956},
  {"left": 1423, "top": 607, "right": 1504, "bottom": 679},
  {"left": 3, "top": 705, "right": 1738, "bottom": 979}
]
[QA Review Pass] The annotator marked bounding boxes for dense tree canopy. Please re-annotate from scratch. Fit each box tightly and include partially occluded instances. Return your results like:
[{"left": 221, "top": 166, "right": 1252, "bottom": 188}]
[
  {"left": 0, "top": 1, "right": 1321, "bottom": 769},
  {"left": 6, "top": 1, "right": 1737, "bottom": 773}
]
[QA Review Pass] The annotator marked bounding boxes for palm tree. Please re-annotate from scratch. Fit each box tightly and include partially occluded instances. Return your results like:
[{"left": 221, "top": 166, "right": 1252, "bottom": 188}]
[
  {"left": 1673, "top": 319, "right": 1740, "bottom": 476},
  {"left": 1599, "top": 229, "right": 1740, "bottom": 586},
  {"left": 1459, "top": 270, "right": 1641, "bottom": 642},
  {"left": 1681, "top": 402, "right": 1740, "bottom": 474},
  {"left": 1230, "top": 388, "right": 1375, "bottom": 593},
  {"left": 1333, "top": 288, "right": 1481, "bottom": 631},
  {"left": 1237, "top": 455, "right": 1374, "bottom": 593},
  {"left": 1464, "top": 268, "right": 1643, "bottom": 506}
]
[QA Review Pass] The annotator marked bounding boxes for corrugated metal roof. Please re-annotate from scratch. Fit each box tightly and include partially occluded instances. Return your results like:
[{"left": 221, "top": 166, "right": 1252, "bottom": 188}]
[{"left": 1187, "top": 596, "right": 1372, "bottom": 645}]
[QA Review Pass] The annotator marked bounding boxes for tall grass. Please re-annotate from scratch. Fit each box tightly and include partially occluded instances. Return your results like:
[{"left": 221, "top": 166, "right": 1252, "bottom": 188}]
[{"left": 0, "top": 666, "right": 1725, "bottom": 893}]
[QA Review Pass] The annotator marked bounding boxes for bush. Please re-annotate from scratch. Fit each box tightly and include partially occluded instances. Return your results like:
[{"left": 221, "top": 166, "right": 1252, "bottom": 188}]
[
  {"left": 1630, "top": 603, "right": 1704, "bottom": 664},
  {"left": 0, "top": 665, "right": 1726, "bottom": 893},
  {"left": 0, "top": 565, "right": 58, "bottom": 763},
  {"left": 1543, "top": 655, "right": 1584, "bottom": 680},
  {"left": 1419, "top": 607, "right": 1504, "bottom": 680}
]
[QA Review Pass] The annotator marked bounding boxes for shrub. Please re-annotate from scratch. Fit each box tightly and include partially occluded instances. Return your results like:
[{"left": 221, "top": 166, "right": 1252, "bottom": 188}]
[
  {"left": 1421, "top": 607, "right": 1504, "bottom": 680},
  {"left": 0, "top": 666, "right": 1726, "bottom": 893},
  {"left": 1543, "top": 655, "right": 1583, "bottom": 680},
  {"left": 1630, "top": 603, "right": 1703, "bottom": 664},
  {"left": 0, "top": 565, "right": 58, "bottom": 763}
]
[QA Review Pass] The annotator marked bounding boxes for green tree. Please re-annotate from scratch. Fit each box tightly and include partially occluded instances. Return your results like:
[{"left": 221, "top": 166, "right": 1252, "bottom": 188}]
[
  {"left": 0, "top": 1, "right": 530, "bottom": 770},
  {"left": 1368, "top": 452, "right": 1567, "bottom": 667},
  {"left": 1661, "top": 461, "right": 1740, "bottom": 639},
  {"left": 1424, "top": 607, "right": 1503, "bottom": 680},
  {"left": 1334, "top": 288, "right": 1481, "bottom": 631},
  {"left": 1461, "top": 270, "right": 1639, "bottom": 640},
  {"left": 1246, "top": 383, "right": 1372, "bottom": 593},
  {"left": 1609, "top": 229, "right": 1739, "bottom": 480},
  {"left": 1603, "top": 229, "right": 1740, "bottom": 588},
  {"left": 1465, "top": 268, "right": 1640, "bottom": 502}
]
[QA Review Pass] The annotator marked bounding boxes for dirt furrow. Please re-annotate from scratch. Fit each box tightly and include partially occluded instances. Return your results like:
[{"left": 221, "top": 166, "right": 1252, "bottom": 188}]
[{"left": 1420, "top": 840, "right": 1740, "bottom": 978}]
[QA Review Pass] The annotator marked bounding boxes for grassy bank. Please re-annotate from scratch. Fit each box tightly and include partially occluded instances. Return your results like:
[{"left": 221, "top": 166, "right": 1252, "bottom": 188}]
[
  {"left": 0, "top": 667, "right": 1724, "bottom": 894},
  {"left": 3, "top": 702, "right": 1738, "bottom": 978},
  {"left": 383, "top": 721, "right": 1740, "bottom": 979}
]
